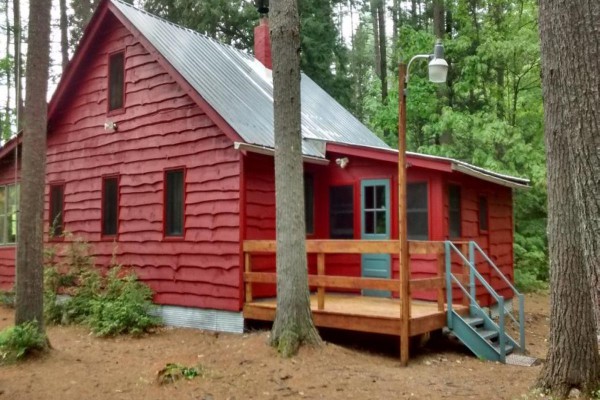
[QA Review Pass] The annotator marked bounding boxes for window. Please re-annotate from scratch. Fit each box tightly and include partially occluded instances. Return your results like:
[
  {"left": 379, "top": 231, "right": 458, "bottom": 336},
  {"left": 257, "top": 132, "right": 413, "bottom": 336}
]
[
  {"left": 329, "top": 186, "right": 354, "bottom": 239},
  {"left": 49, "top": 184, "right": 64, "bottom": 238},
  {"left": 0, "top": 183, "right": 19, "bottom": 244},
  {"left": 102, "top": 176, "right": 119, "bottom": 236},
  {"left": 407, "top": 182, "right": 428, "bottom": 240},
  {"left": 449, "top": 185, "right": 461, "bottom": 239},
  {"left": 363, "top": 184, "right": 387, "bottom": 235},
  {"left": 479, "top": 196, "right": 489, "bottom": 232},
  {"left": 164, "top": 169, "right": 184, "bottom": 237},
  {"left": 304, "top": 174, "right": 314, "bottom": 234},
  {"left": 108, "top": 52, "right": 125, "bottom": 111}
]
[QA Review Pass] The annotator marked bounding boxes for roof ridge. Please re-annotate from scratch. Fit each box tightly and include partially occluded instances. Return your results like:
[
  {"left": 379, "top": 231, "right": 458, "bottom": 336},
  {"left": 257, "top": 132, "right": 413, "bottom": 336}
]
[{"left": 110, "top": 0, "right": 254, "bottom": 60}]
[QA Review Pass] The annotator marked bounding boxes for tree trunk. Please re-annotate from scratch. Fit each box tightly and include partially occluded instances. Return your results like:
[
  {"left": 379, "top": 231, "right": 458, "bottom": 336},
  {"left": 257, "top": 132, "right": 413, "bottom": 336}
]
[
  {"left": 536, "top": 0, "right": 600, "bottom": 397},
  {"left": 411, "top": 0, "right": 417, "bottom": 27},
  {"left": 59, "top": 0, "right": 69, "bottom": 71},
  {"left": 539, "top": 0, "right": 600, "bottom": 337},
  {"left": 5, "top": 0, "right": 11, "bottom": 139},
  {"left": 433, "top": 0, "right": 444, "bottom": 38},
  {"left": 14, "top": 0, "right": 52, "bottom": 333},
  {"left": 392, "top": 0, "right": 399, "bottom": 46},
  {"left": 370, "top": 0, "right": 381, "bottom": 78},
  {"left": 377, "top": 0, "right": 387, "bottom": 102},
  {"left": 269, "top": 0, "right": 322, "bottom": 357},
  {"left": 13, "top": 0, "right": 23, "bottom": 130}
]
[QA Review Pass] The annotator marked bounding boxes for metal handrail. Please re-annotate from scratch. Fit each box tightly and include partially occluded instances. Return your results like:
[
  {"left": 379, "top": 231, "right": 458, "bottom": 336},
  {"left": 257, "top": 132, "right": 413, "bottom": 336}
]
[
  {"left": 469, "top": 241, "right": 525, "bottom": 352},
  {"left": 445, "top": 241, "right": 508, "bottom": 360},
  {"left": 448, "top": 272, "right": 507, "bottom": 361}
]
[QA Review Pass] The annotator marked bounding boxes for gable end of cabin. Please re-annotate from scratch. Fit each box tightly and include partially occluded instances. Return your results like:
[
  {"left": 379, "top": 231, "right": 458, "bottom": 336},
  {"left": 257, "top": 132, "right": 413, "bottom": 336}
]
[{"left": 45, "top": 9, "right": 244, "bottom": 325}]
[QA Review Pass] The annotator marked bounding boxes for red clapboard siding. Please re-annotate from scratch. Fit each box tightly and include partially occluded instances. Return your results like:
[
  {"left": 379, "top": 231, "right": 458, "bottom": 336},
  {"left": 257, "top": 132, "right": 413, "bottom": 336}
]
[
  {"left": 45, "top": 15, "right": 241, "bottom": 311},
  {"left": 443, "top": 173, "right": 515, "bottom": 306},
  {"left": 0, "top": 152, "right": 19, "bottom": 290}
]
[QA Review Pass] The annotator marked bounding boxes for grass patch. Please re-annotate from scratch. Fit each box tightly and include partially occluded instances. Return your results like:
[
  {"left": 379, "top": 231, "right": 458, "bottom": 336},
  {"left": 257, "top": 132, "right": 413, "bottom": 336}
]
[{"left": 156, "top": 363, "right": 207, "bottom": 385}]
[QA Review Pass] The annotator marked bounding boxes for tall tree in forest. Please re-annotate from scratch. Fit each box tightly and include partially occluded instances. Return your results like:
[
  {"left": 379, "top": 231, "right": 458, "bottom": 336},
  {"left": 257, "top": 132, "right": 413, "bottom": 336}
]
[
  {"left": 59, "top": 0, "right": 69, "bottom": 70},
  {"left": 14, "top": 0, "right": 53, "bottom": 332},
  {"left": 298, "top": 0, "right": 352, "bottom": 108},
  {"left": 143, "top": 0, "right": 258, "bottom": 50},
  {"left": 70, "top": 0, "right": 100, "bottom": 48},
  {"left": 269, "top": 0, "right": 322, "bottom": 357},
  {"left": 536, "top": 0, "right": 600, "bottom": 397},
  {"left": 3, "top": 0, "right": 12, "bottom": 139},
  {"left": 13, "top": 0, "right": 22, "bottom": 130},
  {"left": 433, "top": 0, "right": 444, "bottom": 38}
]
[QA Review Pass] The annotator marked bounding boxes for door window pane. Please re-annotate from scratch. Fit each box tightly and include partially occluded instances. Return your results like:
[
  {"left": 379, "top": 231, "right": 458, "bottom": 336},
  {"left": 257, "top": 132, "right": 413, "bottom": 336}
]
[
  {"left": 375, "top": 185, "right": 385, "bottom": 208},
  {"left": 365, "top": 186, "right": 374, "bottom": 209}
]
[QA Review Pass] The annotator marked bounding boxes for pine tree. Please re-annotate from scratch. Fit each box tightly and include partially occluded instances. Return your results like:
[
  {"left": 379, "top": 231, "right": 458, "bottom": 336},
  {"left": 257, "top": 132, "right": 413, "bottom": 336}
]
[{"left": 269, "top": 0, "right": 322, "bottom": 357}]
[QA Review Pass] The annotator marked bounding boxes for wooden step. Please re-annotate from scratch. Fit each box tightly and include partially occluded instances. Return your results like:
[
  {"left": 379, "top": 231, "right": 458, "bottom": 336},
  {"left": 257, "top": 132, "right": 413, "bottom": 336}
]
[
  {"left": 476, "top": 329, "right": 498, "bottom": 341},
  {"left": 463, "top": 316, "right": 484, "bottom": 328},
  {"left": 492, "top": 343, "right": 514, "bottom": 355}
]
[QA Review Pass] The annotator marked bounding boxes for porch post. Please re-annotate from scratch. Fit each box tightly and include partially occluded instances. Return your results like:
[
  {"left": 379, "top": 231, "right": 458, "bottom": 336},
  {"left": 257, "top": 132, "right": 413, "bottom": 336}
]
[{"left": 398, "top": 63, "right": 411, "bottom": 366}]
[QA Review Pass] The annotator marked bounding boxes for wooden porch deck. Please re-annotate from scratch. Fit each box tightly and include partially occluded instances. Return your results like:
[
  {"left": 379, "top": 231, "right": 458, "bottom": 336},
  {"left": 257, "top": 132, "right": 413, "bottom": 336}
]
[
  {"left": 243, "top": 239, "right": 472, "bottom": 365},
  {"left": 244, "top": 293, "right": 468, "bottom": 337}
]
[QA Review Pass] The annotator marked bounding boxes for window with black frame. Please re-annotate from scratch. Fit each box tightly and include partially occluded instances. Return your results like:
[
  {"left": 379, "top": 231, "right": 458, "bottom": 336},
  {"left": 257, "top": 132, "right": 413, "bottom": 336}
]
[
  {"left": 49, "top": 184, "right": 64, "bottom": 237},
  {"left": 164, "top": 169, "right": 184, "bottom": 237},
  {"left": 407, "top": 182, "right": 429, "bottom": 240},
  {"left": 304, "top": 173, "right": 314, "bottom": 234},
  {"left": 449, "top": 185, "right": 461, "bottom": 239},
  {"left": 108, "top": 52, "right": 125, "bottom": 111},
  {"left": 102, "top": 176, "right": 119, "bottom": 236},
  {"left": 329, "top": 185, "right": 354, "bottom": 239}
]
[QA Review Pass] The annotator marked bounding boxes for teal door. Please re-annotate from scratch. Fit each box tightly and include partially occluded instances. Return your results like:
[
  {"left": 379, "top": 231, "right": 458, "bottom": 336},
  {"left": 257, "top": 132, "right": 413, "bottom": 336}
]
[{"left": 361, "top": 179, "right": 391, "bottom": 297}]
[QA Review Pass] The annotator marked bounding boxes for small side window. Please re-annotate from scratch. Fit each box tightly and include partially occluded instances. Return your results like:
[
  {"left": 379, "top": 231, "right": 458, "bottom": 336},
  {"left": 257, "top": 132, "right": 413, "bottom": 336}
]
[
  {"left": 304, "top": 174, "right": 314, "bottom": 235},
  {"left": 479, "top": 196, "right": 489, "bottom": 232},
  {"left": 330, "top": 185, "right": 354, "bottom": 239},
  {"left": 102, "top": 176, "right": 119, "bottom": 236},
  {"left": 49, "top": 184, "right": 65, "bottom": 237},
  {"left": 108, "top": 52, "right": 125, "bottom": 111},
  {"left": 164, "top": 169, "right": 185, "bottom": 237},
  {"left": 449, "top": 185, "right": 461, "bottom": 239}
]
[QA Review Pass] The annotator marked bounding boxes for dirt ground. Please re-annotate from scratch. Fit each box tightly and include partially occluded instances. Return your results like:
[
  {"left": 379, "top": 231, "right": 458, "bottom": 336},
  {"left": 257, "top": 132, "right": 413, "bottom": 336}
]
[{"left": 0, "top": 293, "right": 549, "bottom": 400}]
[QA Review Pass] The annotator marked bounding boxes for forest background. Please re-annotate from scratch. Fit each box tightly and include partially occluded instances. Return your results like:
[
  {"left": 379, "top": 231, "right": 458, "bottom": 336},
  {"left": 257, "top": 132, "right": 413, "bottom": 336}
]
[{"left": 0, "top": 0, "right": 547, "bottom": 290}]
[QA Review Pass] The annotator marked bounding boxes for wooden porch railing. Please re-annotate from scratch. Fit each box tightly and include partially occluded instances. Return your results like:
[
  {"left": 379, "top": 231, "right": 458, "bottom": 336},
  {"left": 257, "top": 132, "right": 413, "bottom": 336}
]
[{"left": 243, "top": 239, "right": 459, "bottom": 364}]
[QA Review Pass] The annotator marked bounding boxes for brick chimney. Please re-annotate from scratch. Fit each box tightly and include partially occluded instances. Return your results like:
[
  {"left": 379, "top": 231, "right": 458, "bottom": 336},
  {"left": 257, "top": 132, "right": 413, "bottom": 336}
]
[{"left": 254, "top": 17, "right": 272, "bottom": 69}]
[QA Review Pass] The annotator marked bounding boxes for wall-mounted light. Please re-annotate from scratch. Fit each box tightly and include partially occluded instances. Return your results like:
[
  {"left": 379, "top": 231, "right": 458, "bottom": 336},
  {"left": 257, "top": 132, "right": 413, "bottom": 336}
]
[
  {"left": 104, "top": 120, "right": 118, "bottom": 132},
  {"left": 336, "top": 157, "right": 349, "bottom": 169}
]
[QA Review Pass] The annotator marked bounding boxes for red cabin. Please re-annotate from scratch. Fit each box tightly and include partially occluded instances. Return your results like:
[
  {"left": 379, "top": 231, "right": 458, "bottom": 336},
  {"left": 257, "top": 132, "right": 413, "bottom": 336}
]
[{"left": 0, "top": 0, "right": 529, "bottom": 346}]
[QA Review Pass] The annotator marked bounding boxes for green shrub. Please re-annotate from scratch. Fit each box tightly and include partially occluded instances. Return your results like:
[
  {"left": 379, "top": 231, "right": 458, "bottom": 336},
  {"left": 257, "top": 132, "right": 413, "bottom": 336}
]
[
  {"left": 85, "top": 267, "right": 160, "bottom": 336},
  {"left": 44, "top": 235, "right": 160, "bottom": 336},
  {"left": 0, "top": 321, "right": 47, "bottom": 363}
]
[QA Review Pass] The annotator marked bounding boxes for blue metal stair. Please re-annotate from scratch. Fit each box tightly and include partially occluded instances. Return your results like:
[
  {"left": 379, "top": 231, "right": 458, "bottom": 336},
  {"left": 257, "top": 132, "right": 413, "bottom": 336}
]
[{"left": 444, "top": 241, "right": 525, "bottom": 363}]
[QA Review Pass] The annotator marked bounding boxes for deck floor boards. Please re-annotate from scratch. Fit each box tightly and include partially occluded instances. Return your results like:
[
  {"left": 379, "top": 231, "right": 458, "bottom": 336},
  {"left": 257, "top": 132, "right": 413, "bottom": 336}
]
[{"left": 244, "top": 293, "right": 467, "bottom": 337}]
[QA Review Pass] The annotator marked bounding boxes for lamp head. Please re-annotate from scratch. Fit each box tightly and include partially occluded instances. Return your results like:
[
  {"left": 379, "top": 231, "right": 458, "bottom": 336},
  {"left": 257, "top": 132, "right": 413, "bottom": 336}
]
[
  {"left": 255, "top": 0, "right": 269, "bottom": 16},
  {"left": 428, "top": 39, "right": 449, "bottom": 83}
]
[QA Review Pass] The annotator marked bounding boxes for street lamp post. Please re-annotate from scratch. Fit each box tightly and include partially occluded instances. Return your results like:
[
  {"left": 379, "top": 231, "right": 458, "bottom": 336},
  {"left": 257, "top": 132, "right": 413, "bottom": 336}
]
[{"left": 398, "top": 40, "right": 448, "bottom": 366}]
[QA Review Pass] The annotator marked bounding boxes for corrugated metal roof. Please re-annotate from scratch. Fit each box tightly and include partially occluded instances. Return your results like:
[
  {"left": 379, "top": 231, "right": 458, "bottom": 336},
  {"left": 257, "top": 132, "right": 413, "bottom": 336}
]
[{"left": 111, "top": 0, "right": 390, "bottom": 158}]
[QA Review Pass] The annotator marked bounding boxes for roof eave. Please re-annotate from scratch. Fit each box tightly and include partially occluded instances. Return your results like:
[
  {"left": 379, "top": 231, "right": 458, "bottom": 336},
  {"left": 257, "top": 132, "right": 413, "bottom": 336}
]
[
  {"left": 452, "top": 163, "right": 531, "bottom": 190},
  {"left": 233, "top": 142, "right": 330, "bottom": 165}
]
